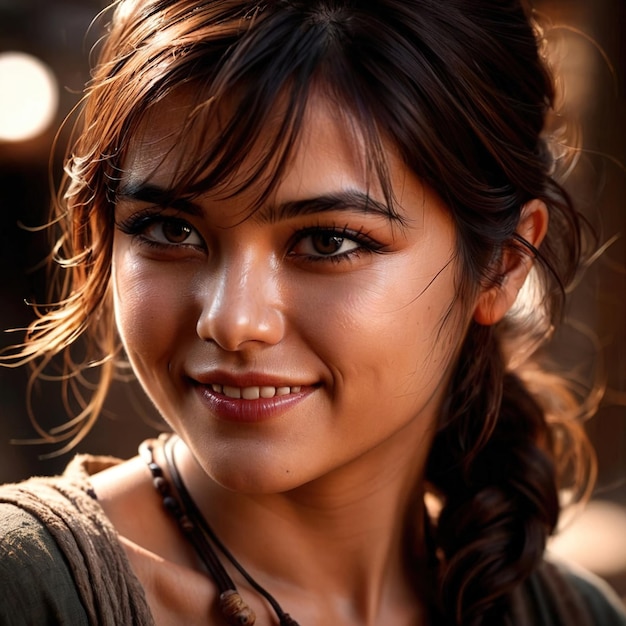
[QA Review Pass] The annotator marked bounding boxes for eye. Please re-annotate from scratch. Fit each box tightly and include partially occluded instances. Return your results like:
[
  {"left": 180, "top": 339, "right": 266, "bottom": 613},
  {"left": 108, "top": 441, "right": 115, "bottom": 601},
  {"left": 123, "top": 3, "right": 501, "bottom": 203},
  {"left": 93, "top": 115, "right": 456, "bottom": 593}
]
[
  {"left": 292, "top": 231, "right": 360, "bottom": 258},
  {"left": 144, "top": 218, "right": 203, "bottom": 246},
  {"left": 116, "top": 210, "right": 205, "bottom": 249}
]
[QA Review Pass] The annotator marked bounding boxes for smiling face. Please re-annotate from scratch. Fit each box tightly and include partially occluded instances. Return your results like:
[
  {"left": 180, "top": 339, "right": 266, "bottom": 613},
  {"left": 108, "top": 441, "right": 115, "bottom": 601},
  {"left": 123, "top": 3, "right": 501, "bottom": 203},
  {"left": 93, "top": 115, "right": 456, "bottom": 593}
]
[{"left": 112, "top": 92, "right": 474, "bottom": 494}]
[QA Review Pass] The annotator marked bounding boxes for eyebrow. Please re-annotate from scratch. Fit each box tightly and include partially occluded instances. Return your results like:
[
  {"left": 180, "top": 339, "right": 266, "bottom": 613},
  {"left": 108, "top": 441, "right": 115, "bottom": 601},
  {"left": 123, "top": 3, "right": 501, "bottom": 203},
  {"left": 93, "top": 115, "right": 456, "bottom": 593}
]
[
  {"left": 116, "top": 183, "right": 403, "bottom": 224},
  {"left": 116, "top": 182, "right": 204, "bottom": 215},
  {"left": 262, "top": 190, "right": 402, "bottom": 224}
]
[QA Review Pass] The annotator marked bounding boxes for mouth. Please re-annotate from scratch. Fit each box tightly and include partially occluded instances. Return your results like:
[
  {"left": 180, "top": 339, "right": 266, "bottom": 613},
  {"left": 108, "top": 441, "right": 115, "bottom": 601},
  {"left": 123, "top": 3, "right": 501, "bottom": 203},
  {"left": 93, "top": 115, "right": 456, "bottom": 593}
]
[
  {"left": 209, "top": 384, "right": 303, "bottom": 400},
  {"left": 189, "top": 376, "right": 315, "bottom": 423}
]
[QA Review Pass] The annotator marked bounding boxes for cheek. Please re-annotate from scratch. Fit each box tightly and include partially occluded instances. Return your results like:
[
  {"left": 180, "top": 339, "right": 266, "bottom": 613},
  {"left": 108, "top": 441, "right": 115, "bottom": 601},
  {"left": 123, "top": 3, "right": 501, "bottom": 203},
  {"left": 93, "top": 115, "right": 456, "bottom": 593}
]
[
  {"left": 112, "top": 251, "right": 193, "bottom": 366},
  {"left": 302, "top": 257, "right": 460, "bottom": 367},
  {"left": 298, "top": 256, "right": 467, "bottom": 441}
]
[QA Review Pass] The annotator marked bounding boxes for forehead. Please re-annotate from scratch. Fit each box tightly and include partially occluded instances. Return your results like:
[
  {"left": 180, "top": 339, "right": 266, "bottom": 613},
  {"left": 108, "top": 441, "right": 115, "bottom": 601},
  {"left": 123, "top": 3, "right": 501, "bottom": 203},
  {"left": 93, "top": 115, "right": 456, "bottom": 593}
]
[{"left": 119, "top": 89, "right": 391, "bottom": 206}]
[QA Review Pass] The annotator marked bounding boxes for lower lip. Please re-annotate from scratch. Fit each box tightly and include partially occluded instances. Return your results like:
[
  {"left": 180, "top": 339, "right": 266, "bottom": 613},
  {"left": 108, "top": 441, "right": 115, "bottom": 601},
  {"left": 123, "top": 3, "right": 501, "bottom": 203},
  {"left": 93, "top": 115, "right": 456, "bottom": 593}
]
[{"left": 194, "top": 385, "right": 313, "bottom": 423}]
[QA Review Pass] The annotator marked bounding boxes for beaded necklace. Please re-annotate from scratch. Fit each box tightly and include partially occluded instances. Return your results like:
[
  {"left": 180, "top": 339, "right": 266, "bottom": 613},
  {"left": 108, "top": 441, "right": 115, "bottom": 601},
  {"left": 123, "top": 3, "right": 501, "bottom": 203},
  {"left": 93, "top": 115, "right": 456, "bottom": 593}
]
[{"left": 140, "top": 435, "right": 299, "bottom": 626}]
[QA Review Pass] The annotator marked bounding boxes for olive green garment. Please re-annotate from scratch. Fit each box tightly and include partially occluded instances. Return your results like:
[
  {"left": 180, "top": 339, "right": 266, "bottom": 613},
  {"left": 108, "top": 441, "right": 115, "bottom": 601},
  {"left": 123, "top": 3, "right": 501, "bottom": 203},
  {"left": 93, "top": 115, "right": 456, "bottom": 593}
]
[{"left": 0, "top": 455, "right": 625, "bottom": 625}]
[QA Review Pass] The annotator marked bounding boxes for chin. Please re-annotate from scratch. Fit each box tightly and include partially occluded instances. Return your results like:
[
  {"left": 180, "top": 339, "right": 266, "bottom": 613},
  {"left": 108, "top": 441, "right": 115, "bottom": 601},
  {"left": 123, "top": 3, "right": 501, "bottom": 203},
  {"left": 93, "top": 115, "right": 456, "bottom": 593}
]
[{"left": 202, "top": 453, "right": 310, "bottom": 496}]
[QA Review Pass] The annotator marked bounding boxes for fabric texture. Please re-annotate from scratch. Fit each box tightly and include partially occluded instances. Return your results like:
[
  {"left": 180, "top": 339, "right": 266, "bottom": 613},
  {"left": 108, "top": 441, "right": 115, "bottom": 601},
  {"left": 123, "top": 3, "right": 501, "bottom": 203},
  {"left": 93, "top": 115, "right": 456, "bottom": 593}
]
[
  {"left": 0, "top": 454, "right": 625, "bottom": 625},
  {"left": 511, "top": 558, "right": 626, "bottom": 625},
  {"left": 0, "top": 455, "right": 154, "bottom": 626}
]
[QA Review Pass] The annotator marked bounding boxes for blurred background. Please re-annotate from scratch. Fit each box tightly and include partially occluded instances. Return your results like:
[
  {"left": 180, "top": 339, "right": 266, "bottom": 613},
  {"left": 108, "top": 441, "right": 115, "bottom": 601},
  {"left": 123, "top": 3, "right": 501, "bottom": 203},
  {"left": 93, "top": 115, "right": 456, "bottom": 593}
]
[{"left": 1, "top": 0, "right": 625, "bottom": 607}]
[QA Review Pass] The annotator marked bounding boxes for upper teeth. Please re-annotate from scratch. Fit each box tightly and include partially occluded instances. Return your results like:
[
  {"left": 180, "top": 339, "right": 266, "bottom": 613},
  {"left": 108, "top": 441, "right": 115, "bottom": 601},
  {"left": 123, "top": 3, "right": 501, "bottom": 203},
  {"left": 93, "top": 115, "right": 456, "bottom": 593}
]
[{"left": 212, "top": 385, "right": 302, "bottom": 400}]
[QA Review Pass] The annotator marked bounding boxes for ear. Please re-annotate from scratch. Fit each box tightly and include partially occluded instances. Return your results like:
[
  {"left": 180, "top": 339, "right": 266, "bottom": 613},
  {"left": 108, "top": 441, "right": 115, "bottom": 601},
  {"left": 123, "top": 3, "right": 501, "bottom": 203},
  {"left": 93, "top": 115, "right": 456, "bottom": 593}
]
[{"left": 473, "top": 199, "right": 549, "bottom": 326}]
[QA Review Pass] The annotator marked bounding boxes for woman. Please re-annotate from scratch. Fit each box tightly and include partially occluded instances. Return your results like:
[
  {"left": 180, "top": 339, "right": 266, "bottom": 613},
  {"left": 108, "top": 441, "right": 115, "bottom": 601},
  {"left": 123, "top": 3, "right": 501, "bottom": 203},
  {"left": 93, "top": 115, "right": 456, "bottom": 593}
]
[{"left": 1, "top": 0, "right": 625, "bottom": 624}]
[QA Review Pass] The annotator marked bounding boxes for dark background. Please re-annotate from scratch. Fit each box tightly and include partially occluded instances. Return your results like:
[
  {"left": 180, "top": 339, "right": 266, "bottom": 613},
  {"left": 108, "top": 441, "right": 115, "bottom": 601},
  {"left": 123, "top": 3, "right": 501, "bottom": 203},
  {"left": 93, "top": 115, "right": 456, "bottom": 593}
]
[{"left": 1, "top": 0, "right": 625, "bottom": 604}]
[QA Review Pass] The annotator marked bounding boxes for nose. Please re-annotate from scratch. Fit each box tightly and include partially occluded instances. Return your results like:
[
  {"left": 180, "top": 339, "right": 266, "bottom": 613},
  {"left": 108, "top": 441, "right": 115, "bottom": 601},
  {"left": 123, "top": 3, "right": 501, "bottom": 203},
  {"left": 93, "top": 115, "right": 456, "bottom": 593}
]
[{"left": 196, "top": 255, "right": 285, "bottom": 351}]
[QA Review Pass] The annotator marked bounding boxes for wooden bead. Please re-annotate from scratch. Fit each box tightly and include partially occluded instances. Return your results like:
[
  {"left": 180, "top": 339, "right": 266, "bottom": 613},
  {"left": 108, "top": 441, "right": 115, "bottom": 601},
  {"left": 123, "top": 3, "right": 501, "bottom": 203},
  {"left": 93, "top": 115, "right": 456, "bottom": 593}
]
[{"left": 219, "top": 590, "right": 256, "bottom": 625}]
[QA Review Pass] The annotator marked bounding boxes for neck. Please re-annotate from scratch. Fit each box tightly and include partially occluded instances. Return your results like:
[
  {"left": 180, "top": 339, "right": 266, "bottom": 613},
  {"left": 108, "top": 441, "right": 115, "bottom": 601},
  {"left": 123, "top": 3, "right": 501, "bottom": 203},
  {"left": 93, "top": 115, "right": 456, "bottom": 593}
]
[{"left": 173, "top": 435, "right": 431, "bottom": 623}]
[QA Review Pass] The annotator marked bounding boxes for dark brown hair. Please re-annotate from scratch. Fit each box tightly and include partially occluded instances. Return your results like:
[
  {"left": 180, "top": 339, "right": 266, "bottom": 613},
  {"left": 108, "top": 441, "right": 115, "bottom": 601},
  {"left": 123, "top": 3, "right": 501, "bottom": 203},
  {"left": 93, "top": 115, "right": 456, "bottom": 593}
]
[{"left": 4, "top": 0, "right": 595, "bottom": 623}]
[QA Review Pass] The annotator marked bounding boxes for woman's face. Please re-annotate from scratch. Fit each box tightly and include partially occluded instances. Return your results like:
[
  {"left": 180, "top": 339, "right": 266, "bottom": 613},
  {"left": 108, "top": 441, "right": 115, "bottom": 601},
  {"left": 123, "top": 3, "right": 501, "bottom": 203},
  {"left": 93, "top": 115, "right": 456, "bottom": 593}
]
[{"left": 112, "top": 94, "right": 472, "bottom": 494}]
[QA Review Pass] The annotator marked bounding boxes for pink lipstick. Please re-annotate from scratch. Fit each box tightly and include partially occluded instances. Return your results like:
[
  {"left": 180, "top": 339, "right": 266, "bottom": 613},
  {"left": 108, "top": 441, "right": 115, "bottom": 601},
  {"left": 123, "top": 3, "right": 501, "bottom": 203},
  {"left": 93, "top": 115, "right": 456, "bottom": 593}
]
[{"left": 194, "top": 384, "right": 312, "bottom": 423}]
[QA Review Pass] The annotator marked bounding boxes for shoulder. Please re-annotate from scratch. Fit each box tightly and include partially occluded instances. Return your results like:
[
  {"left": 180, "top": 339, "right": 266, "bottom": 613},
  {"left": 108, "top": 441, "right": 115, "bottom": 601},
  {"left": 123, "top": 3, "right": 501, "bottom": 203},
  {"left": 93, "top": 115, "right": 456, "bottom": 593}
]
[
  {"left": 0, "top": 459, "right": 155, "bottom": 625},
  {"left": 555, "top": 560, "right": 626, "bottom": 625},
  {"left": 0, "top": 501, "right": 89, "bottom": 624},
  {"left": 516, "top": 558, "right": 626, "bottom": 626}
]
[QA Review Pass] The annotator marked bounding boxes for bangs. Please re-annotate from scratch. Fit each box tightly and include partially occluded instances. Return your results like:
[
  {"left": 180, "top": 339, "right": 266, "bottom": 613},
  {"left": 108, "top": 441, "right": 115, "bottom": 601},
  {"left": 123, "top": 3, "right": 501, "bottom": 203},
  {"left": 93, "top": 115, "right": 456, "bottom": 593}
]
[{"left": 102, "top": 1, "right": 400, "bottom": 219}]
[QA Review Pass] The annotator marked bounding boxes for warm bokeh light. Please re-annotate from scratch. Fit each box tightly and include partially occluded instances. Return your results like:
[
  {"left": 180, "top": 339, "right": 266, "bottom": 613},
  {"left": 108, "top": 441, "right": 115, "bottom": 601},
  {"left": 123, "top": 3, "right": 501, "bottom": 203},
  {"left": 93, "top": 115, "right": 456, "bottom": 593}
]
[
  {"left": 0, "top": 51, "right": 59, "bottom": 142},
  {"left": 549, "top": 500, "right": 626, "bottom": 578}
]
